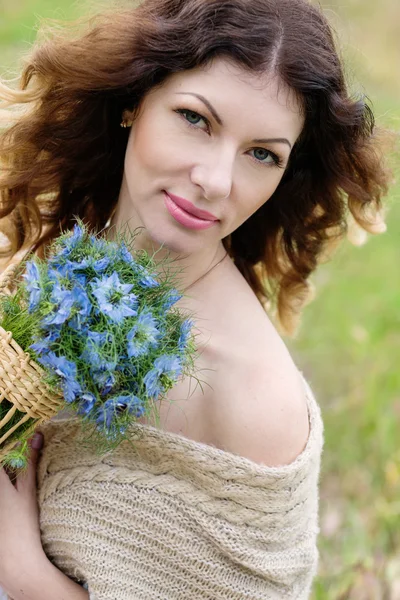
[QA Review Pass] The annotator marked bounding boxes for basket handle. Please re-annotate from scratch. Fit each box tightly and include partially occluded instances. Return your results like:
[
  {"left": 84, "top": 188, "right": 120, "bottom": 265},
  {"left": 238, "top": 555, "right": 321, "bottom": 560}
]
[{"left": 0, "top": 262, "right": 22, "bottom": 293}]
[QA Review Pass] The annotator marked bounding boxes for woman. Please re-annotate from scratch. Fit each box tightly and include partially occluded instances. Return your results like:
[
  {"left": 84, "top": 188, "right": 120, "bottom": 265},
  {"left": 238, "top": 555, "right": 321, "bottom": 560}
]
[{"left": 0, "top": 0, "right": 390, "bottom": 598}]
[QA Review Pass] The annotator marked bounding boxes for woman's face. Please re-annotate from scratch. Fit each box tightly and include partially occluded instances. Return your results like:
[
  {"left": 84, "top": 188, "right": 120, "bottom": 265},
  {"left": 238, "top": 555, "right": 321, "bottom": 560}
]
[{"left": 117, "top": 57, "right": 304, "bottom": 255}]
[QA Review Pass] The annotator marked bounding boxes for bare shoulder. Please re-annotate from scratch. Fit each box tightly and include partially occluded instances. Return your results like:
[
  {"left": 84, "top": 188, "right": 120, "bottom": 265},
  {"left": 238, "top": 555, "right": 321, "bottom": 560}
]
[
  {"left": 169, "top": 259, "right": 310, "bottom": 464},
  {"left": 208, "top": 313, "right": 310, "bottom": 467}
]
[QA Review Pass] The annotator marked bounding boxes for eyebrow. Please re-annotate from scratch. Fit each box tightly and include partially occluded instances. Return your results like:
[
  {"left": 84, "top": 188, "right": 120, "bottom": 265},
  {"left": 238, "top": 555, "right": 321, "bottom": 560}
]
[{"left": 175, "top": 92, "right": 293, "bottom": 150}]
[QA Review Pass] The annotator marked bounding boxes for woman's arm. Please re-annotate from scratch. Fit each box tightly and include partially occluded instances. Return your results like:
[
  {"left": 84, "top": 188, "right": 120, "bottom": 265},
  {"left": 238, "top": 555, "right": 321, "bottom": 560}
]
[
  {"left": 0, "top": 434, "right": 89, "bottom": 600},
  {"left": 3, "top": 559, "right": 89, "bottom": 600}
]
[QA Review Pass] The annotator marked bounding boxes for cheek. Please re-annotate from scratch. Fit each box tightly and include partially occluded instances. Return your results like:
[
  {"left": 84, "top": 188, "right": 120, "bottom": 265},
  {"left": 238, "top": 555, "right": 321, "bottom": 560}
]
[
  {"left": 236, "top": 170, "right": 284, "bottom": 220},
  {"left": 127, "top": 113, "right": 191, "bottom": 174},
  {"left": 126, "top": 121, "right": 161, "bottom": 171}
]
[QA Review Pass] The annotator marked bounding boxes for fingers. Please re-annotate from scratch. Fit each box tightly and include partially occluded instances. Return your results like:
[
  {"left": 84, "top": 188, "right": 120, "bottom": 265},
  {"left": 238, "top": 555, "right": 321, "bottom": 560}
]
[
  {"left": 0, "top": 464, "right": 13, "bottom": 485},
  {"left": 1, "top": 464, "right": 18, "bottom": 486},
  {"left": 30, "top": 432, "right": 44, "bottom": 452},
  {"left": 0, "top": 464, "right": 17, "bottom": 498},
  {"left": 16, "top": 433, "right": 43, "bottom": 494}
]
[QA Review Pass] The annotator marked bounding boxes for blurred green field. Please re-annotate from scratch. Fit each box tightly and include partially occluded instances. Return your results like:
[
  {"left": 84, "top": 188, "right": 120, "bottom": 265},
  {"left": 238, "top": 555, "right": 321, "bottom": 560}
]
[
  {"left": 1, "top": 1, "right": 399, "bottom": 598},
  {"left": 289, "top": 2, "right": 400, "bottom": 598}
]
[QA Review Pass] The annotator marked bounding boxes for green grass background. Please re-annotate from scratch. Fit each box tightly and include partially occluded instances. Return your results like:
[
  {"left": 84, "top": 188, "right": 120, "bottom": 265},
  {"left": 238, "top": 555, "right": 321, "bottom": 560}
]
[{"left": 1, "top": 1, "right": 399, "bottom": 597}]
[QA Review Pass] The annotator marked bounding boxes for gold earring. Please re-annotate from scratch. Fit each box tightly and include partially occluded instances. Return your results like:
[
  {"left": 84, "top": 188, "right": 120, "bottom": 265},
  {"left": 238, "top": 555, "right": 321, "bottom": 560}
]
[{"left": 120, "top": 110, "right": 134, "bottom": 128}]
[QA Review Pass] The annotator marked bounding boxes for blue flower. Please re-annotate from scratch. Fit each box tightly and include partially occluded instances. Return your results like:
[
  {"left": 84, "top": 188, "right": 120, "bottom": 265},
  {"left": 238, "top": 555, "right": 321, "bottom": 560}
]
[
  {"left": 117, "top": 243, "right": 136, "bottom": 266},
  {"left": 30, "top": 328, "right": 61, "bottom": 355},
  {"left": 70, "top": 255, "right": 110, "bottom": 274},
  {"left": 7, "top": 456, "right": 27, "bottom": 469},
  {"left": 178, "top": 319, "right": 193, "bottom": 352},
  {"left": 154, "top": 355, "right": 182, "bottom": 377},
  {"left": 23, "top": 261, "right": 42, "bottom": 312},
  {"left": 162, "top": 289, "right": 182, "bottom": 311},
  {"left": 90, "top": 272, "right": 138, "bottom": 323},
  {"left": 127, "top": 310, "right": 161, "bottom": 358},
  {"left": 81, "top": 331, "right": 118, "bottom": 395},
  {"left": 68, "top": 286, "right": 93, "bottom": 330},
  {"left": 90, "top": 235, "right": 109, "bottom": 254},
  {"left": 36, "top": 351, "right": 82, "bottom": 403},
  {"left": 138, "top": 271, "right": 160, "bottom": 289},
  {"left": 76, "top": 392, "right": 97, "bottom": 417},
  {"left": 142, "top": 368, "right": 162, "bottom": 399},
  {"left": 95, "top": 394, "right": 145, "bottom": 433},
  {"left": 55, "top": 224, "right": 85, "bottom": 258},
  {"left": 95, "top": 372, "right": 116, "bottom": 397},
  {"left": 47, "top": 264, "right": 87, "bottom": 287},
  {"left": 115, "top": 248, "right": 159, "bottom": 288},
  {"left": 41, "top": 281, "right": 74, "bottom": 326},
  {"left": 143, "top": 354, "right": 182, "bottom": 399},
  {"left": 51, "top": 228, "right": 111, "bottom": 277},
  {"left": 132, "top": 263, "right": 160, "bottom": 289},
  {"left": 62, "top": 378, "right": 82, "bottom": 405},
  {"left": 81, "top": 331, "right": 116, "bottom": 373},
  {"left": 41, "top": 280, "right": 92, "bottom": 329},
  {"left": 85, "top": 330, "right": 109, "bottom": 346},
  {"left": 121, "top": 258, "right": 160, "bottom": 288}
]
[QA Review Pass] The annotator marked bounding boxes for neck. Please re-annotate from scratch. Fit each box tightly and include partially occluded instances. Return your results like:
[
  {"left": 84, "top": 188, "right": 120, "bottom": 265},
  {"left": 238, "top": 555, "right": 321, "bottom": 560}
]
[{"left": 105, "top": 204, "right": 228, "bottom": 295}]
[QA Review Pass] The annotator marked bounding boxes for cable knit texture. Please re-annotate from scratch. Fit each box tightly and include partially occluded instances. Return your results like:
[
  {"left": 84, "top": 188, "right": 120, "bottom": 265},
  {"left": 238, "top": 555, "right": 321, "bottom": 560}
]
[{"left": 34, "top": 377, "right": 323, "bottom": 600}]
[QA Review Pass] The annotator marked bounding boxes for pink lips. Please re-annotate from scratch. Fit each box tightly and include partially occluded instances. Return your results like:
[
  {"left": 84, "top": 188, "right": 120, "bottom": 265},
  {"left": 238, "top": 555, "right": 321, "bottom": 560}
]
[
  {"left": 166, "top": 192, "right": 218, "bottom": 221},
  {"left": 163, "top": 192, "right": 219, "bottom": 231}
]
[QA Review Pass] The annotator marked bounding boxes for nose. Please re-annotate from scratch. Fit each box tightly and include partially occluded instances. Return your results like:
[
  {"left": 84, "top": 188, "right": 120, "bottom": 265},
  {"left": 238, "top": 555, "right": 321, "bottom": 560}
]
[{"left": 190, "top": 148, "right": 234, "bottom": 201}]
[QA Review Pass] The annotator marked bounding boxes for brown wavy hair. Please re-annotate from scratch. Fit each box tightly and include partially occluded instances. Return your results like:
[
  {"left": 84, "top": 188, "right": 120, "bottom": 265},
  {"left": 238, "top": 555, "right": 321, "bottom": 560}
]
[{"left": 0, "top": 0, "right": 391, "bottom": 334}]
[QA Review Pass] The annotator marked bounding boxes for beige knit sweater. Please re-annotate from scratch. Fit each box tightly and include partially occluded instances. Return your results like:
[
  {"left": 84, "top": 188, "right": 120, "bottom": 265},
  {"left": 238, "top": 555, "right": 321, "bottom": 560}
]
[{"left": 35, "top": 376, "right": 323, "bottom": 600}]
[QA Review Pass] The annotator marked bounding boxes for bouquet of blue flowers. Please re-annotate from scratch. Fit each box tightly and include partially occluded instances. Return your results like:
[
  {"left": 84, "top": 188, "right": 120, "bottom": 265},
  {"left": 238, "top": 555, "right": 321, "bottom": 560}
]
[{"left": 0, "top": 221, "right": 196, "bottom": 471}]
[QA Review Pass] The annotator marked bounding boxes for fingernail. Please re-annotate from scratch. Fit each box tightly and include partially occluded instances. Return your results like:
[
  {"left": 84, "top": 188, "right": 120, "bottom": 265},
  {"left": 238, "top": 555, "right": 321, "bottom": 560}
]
[{"left": 31, "top": 433, "right": 43, "bottom": 450}]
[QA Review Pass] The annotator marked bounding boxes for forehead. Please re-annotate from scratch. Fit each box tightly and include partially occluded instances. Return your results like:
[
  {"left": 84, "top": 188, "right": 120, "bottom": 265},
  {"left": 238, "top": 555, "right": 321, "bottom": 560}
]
[{"left": 156, "top": 57, "right": 304, "bottom": 138}]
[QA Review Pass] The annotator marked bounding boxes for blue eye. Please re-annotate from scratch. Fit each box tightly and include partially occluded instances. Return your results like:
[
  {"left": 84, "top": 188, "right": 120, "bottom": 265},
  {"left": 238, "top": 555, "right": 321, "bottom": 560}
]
[
  {"left": 250, "top": 148, "right": 280, "bottom": 166},
  {"left": 175, "top": 109, "right": 208, "bottom": 129},
  {"left": 184, "top": 111, "right": 202, "bottom": 125}
]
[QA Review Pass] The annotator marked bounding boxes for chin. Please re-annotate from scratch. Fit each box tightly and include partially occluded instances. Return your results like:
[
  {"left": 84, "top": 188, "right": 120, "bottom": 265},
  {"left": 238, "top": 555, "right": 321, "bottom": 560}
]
[{"left": 150, "top": 224, "right": 211, "bottom": 256}]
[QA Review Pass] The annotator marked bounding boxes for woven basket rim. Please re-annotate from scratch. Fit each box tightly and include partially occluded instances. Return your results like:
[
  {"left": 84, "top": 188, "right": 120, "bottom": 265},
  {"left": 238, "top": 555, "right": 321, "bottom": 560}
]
[
  {"left": 0, "top": 257, "right": 66, "bottom": 456},
  {"left": 0, "top": 325, "right": 46, "bottom": 374},
  {"left": 0, "top": 259, "right": 25, "bottom": 292}
]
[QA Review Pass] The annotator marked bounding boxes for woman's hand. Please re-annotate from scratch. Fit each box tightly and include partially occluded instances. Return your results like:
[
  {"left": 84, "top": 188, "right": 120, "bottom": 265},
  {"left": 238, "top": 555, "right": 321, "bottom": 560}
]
[
  {"left": 0, "top": 433, "right": 89, "bottom": 599},
  {"left": 0, "top": 432, "right": 49, "bottom": 595}
]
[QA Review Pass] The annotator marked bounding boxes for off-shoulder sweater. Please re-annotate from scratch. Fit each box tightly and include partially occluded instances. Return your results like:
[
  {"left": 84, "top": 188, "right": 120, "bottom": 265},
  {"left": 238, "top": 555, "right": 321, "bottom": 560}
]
[{"left": 31, "top": 375, "right": 324, "bottom": 600}]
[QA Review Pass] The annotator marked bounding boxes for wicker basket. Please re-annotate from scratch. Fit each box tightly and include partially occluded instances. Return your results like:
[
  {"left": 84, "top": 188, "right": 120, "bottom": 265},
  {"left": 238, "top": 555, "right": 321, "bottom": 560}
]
[{"left": 0, "top": 261, "right": 64, "bottom": 460}]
